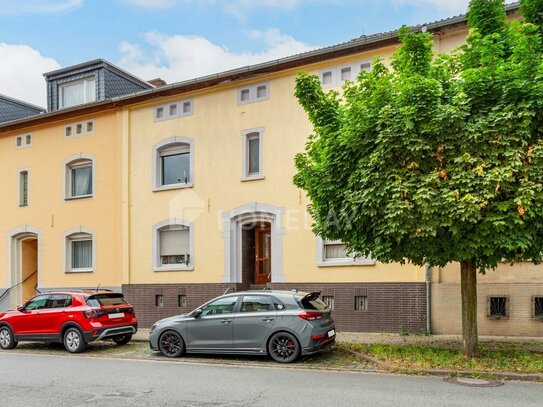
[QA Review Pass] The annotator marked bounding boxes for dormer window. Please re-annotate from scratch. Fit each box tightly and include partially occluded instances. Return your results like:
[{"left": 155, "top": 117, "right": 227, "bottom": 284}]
[{"left": 59, "top": 77, "right": 96, "bottom": 108}]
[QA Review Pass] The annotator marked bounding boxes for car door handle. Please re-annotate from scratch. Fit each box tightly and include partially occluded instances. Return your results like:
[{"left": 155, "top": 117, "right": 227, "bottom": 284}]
[
  {"left": 220, "top": 320, "right": 232, "bottom": 324},
  {"left": 262, "top": 318, "right": 274, "bottom": 322}
]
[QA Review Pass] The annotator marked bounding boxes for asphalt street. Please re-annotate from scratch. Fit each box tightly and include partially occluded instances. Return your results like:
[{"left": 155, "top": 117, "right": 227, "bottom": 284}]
[{"left": 0, "top": 352, "right": 542, "bottom": 406}]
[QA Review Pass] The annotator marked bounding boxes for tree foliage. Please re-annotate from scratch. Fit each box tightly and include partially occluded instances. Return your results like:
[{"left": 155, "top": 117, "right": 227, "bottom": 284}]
[{"left": 293, "top": 0, "right": 543, "bottom": 273}]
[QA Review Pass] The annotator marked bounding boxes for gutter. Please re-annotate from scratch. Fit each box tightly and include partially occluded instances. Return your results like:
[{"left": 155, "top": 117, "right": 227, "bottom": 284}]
[{"left": 425, "top": 263, "right": 432, "bottom": 334}]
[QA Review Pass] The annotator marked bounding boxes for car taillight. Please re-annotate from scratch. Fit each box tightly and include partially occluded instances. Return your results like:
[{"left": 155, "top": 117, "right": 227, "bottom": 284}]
[
  {"left": 125, "top": 307, "right": 134, "bottom": 315},
  {"left": 83, "top": 308, "right": 105, "bottom": 318},
  {"left": 298, "top": 311, "right": 323, "bottom": 321}
]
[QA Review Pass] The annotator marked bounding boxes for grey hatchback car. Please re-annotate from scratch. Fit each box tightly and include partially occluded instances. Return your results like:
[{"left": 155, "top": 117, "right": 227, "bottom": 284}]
[{"left": 149, "top": 290, "right": 336, "bottom": 363}]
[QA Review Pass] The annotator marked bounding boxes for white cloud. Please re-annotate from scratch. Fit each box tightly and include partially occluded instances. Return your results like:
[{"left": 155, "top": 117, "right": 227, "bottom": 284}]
[
  {"left": 0, "top": 0, "right": 82, "bottom": 15},
  {"left": 118, "top": 29, "right": 319, "bottom": 84},
  {"left": 0, "top": 43, "right": 60, "bottom": 107},
  {"left": 392, "top": 0, "right": 470, "bottom": 14}
]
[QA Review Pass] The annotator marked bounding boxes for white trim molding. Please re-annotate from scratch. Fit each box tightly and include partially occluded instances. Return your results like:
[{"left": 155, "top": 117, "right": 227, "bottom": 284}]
[
  {"left": 62, "top": 153, "right": 96, "bottom": 200},
  {"left": 241, "top": 127, "right": 265, "bottom": 181},
  {"left": 153, "top": 219, "right": 195, "bottom": 272},
  {"left": 316, "top": 236, "right": 376, "bottom": 267},
  {"left": 5, "top": 225, "right": 44, "bottom": 308},
  {"left": 63, "top": 226, "right": 96, "bottom": 273},
  {"left": 221, "top": 202, "right": 286, "bottom": 283},
  {"left": 152, "top": 136, "right": 195, "bottom": 191},
  {"left": 237, "top": 81, "right": 270, "bottom": 105}
]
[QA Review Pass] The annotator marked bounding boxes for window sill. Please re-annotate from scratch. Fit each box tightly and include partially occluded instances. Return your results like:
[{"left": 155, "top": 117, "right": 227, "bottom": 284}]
[
  {"left": 317, "top": 259, "right": 376, "bottom": 267},
  {"left": 154, "top": 266, "right": 194, "bottom": 272},
  {"left": 65, "top": 268, "right": 94, "bottom": 273},
  {"left": 153, "top": 183, "right": 193, "bottom": 192},
  {"left": 65, "top": 194, "right": 94, "bottom": 201},
  {"left": 487, "top": 316, "right": 509, "bottom": 320},
  {"left": 241, "top": 175, "right": 265, "bottom": 182}
]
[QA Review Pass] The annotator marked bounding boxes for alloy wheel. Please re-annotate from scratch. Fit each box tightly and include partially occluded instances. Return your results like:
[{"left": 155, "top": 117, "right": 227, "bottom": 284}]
[
  {"left": 269, "top": 333, "right": 299, "bottom": 363},
  {"left": 66, "top": 331, "right": 80, "bottom": 351},
  {"left": 159, "top": 331, "right": 184, "bottom": 357},
  {"left": 0, "top": 328, "right": 11, "bottom": 348}
]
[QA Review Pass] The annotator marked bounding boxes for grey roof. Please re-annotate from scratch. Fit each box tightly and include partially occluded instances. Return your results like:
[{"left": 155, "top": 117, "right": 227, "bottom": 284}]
[
  {"left": 0, "top": 2, "right": 521, "bottom": 131},
  {"left": 0, "top": 94, "right": 45, "bottom": 124}
]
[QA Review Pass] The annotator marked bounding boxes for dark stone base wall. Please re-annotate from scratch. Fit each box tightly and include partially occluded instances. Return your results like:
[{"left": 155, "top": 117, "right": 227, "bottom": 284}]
[{"left": 122, "top": 282, "right": 427, "bottom": 333}]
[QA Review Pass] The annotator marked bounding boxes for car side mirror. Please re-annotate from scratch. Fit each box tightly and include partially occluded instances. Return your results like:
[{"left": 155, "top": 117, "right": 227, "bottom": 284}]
[
  {"left": 16, "top": 305, "right": 24, "bottom": 312},
  {"left": 192, "top": 309, "right": 203, "bottom": 319}
]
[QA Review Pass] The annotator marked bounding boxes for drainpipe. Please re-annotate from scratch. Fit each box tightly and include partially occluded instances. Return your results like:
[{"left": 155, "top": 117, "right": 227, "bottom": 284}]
[{"left": 425, "top": 263, "right": 431, "bottom": 334}]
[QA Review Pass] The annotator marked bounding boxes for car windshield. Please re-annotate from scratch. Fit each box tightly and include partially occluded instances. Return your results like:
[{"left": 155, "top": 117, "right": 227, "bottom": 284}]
[
  {"left": 86, "top": 294, "right": 127, "bottom": 307},
  {"left": 298, "top": 294, "right": 328, "bottom": 311}
]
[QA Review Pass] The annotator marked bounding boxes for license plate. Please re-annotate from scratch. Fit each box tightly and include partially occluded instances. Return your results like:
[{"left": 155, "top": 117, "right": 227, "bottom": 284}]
[
  {"left": 108, "top": 313, "right": 124, "bottom": 319},
  {"left": 327, "top": 329, "right": 335, "bottom": 338}
]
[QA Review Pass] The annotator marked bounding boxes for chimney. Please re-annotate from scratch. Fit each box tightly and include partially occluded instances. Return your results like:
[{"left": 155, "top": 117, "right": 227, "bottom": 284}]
[{"left": 148, "top": 78, "right": 167, "bottom": 88}]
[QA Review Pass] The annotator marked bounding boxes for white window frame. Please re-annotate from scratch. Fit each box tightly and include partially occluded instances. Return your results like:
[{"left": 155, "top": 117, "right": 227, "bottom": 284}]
[
  {"left": 59, "top": 76, "right": 96, "bottom": 108},
  {"left": 241, "top": 127, "right": 264, "bottom": 181},
  {"left": 64, "top": 119, "right": 96, "bottom": 139},
  {"left": 152, "top": 136, "right": 194, "bottom": 191},
  {"left": 316, "top": 237, "right": 375, "bottom": 267},
  {"left": 63, "top": 153, "right": 96, "bottom": 200},
  {"left": 237, "top": 82, "right": 270, "bottom": 105},
  {"left": 18, "top": 168, "right": 30, "bottom": 207},
  {"left": 154, "top": 98, "right": 194, "bottom": 122},
  {"left": 153, "top": 219, "right": 194, "bottom": 272},
  {"left": 63, "top": 227, "right": 96, "bottom": 273},
  {"left": 319, "top": 58, "right": 373, "bottom": 88},
  {"left": 14, "top": 133, "right": 32, "bottom": 149}
]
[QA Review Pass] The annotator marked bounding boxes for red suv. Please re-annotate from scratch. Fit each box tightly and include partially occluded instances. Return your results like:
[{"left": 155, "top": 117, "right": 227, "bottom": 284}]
[{"left": 0, "top": 290, "right": 137, "bottom": 353}]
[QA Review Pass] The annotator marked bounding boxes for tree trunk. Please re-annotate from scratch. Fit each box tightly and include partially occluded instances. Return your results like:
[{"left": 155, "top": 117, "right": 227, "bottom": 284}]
[{"left": 460, "top": 259, "right": 478, "bottom": 357}]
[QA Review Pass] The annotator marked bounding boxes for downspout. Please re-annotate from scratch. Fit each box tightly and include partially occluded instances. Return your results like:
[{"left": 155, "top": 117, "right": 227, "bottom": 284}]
[{"left": 425, "top": 263, "right": 431, "bottom": 334}]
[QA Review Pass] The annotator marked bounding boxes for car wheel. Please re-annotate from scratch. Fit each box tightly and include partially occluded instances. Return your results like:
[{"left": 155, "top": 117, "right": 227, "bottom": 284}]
[
  {"left": 158, "top": 330, "right": 185, "bottom": 358},
  {"left": 63, "top": 327, "right": 87, "bottom": 353},
  {"left": 112, "top": 334, "right": 132, "bottom": 346},
  {"left": 0, "top": 326, "right": 17, "bottom": 350},
  {"left": 268, "top": 332, "right": 300, "bottom": 363}
]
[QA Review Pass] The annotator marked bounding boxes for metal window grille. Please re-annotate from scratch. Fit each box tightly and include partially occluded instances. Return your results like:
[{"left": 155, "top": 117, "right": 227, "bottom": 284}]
[
  {"left": 354, "top": 296, "right": 368, "bottom": 311},
  {"left": 322, "top": 295, "right": 334, "bottom": 310},
  {"left": 178, "top": 295, "right": 187, "bottom": 308},
  {"left": 533, "top": 297, "right": 543, "bottom": 319},
  {"left": 155, "top": 295, "right": 164, "bottom": 307},
  {"left": 488, "top": 296, "right": 509, "bottom": 319}
]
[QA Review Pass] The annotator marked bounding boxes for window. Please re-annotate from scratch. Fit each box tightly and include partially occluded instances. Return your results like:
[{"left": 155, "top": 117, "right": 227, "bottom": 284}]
[
  {"left": 155, "top": 295, "right": 164, "bottom": 307},
  {"left": 240, "top": 295, "right": 272, "bottom": 313},
  {"left": 47, "top": 294, "right": 72, "bottom": 309},
  {"left": 59, "top": 77, "right": 96, "bottom": 108},
  {"left": 488, "top": 296, "right": 509, "bottom": 319},
  {"left": 153, "top": 137, "right": 194, "bottom": 191},
  {"left": 241, "top": 128, "right": 264, "bottom": 181},
  {"left": 23, "top": 295, "right": 49, "bottom": 311},
  {"left": 341, "top": 67, "right": 351, "bottom": 81},
  {"left": 65, "top": 230, "right": 94, "bottom": 273},
  {"left": 15, "top": 133, "right": 32, "bottom": 149},
  {"left": 19, "top": 170, "right": 29, "bottom": 207},
  {"left": 154, "top": 220, "right": 193, "bottom": 271},
  {"left": 360, "top": 62, "right": 372, "bottom": 72},
  {"left": 355, "top": 296, "right": 368, "bottom": 311},
  {"left": 322, "top": 295, "right": 334, "bottom": 310},
  {"left": 66, "top": 159, "right": 93, "bottom": 199},
  {"left": 322, "top": 71, "right": 333, "bottom": 84},
  {"left": 237, "top": 82, "right": 269, "bottom": 105},
  {"left": 178, "top": 295, "right": 187, "bottom": 308},
  {"left": 65, "top": 120, "right": 96, "bottom": 138},
  {"left": 533, "top": 296, "right": 543, "bottom": 319},
  {"left": 317, "top": 237, "right": 375, "bottom": 267},
  {"left": 154, "top": 98, "right": 193, "bottom": 121},
  {"left": 200, "top": 297, "right": 237, "bottom": 316}
]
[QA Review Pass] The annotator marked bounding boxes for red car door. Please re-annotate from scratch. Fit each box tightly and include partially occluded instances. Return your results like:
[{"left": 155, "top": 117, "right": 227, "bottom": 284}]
[
  {"left": 39, "top": 294, "right": 72, "bottom": 334},
  {"left": 12, "top": 295, "right": 49, "bottom": 335}
]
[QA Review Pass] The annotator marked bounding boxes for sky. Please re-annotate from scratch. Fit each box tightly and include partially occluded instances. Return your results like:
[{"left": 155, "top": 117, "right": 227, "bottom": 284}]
[{"left": 0, "top": 0, "right": 476, "bottom": 107}]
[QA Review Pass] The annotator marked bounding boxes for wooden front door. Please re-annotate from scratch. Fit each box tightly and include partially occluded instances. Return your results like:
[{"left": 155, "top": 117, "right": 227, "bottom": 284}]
[{"left": 255, "top": 224, "right": 271, "bottom": 284}]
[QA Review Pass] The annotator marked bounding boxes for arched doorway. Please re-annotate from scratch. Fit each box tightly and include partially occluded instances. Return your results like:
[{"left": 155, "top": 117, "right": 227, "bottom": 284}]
[
  {"left": 6, "top": 226, "right": 42, "bottom": 309},
  {"left": 221, "top": 203, "right": 285, "bottom": 285}
]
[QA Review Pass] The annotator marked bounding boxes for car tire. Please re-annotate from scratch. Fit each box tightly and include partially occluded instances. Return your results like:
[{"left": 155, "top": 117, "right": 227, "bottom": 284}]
[
  {"left": 63, "top": 327, "right": 87, "bottom": 353},
  {"left": 112, "top": 334, "right": 132, "bottom": 346},
  {"left": 0, "top": 326, "right": 17, "bottom": 350},
  {"left": 158, "top": 330, "right": 185, "bottom": 358},
  {"left": 268, "top": 332, "right": 300, "bottom": 363}
]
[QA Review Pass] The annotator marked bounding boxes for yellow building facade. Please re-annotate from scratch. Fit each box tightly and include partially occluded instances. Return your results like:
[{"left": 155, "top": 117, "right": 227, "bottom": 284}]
[{"left": 2, "top": 4, "right": 541, "bottom": 335}]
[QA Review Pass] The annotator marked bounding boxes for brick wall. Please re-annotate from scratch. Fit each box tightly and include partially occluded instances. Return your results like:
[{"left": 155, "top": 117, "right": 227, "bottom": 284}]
[{"left": 123, "top": 282, "right": 427, "bottom": 333}]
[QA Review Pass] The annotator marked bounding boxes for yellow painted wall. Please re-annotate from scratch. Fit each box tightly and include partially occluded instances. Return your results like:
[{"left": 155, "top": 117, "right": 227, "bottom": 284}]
[{"left": 0, "top": 111, "right": 123, "bottom": 294}]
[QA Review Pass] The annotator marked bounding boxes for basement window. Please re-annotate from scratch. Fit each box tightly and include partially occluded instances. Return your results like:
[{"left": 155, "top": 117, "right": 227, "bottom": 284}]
[
  {"left": 533, "top": 296, "right": 543, "bottom": 319},
  {"left": 321, "top": 295, "right": 334, "bottom": 310},
  {"left": 487, "top": 296, "right": 509, "bottom": 319},
  {"left": 354, "top": 296, "right": 368, "bottom": 311},
  {"left": 178, "top": 295, "right": 187, "bottom": 308},
  {"left": 155, "top": 295, "right": 164, "bottom": 308}
]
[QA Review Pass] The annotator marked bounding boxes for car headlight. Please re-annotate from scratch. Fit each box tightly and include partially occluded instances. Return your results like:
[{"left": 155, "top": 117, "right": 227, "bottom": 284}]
[{"left": 150, "top": 323, "right": 158, "bottom": 333}]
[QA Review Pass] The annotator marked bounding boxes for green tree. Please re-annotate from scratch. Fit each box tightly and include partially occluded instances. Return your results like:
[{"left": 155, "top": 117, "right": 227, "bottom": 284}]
[{"left": 293, "top": 0, "right": 543, "bottom": 356}]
